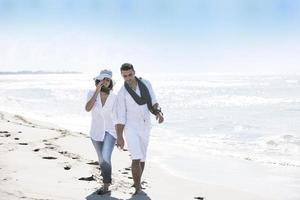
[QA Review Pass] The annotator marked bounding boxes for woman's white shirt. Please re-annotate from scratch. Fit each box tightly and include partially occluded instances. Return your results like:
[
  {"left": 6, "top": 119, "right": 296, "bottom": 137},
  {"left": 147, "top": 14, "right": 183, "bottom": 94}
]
[{"left": 86, "top": 90, "right": 117, "bottom": 141}]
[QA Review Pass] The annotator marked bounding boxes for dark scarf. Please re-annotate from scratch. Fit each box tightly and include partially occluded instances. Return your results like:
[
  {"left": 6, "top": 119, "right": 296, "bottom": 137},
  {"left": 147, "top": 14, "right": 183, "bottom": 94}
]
[{"left": 124, "top": 77, "right": 157, "bottom": 115}]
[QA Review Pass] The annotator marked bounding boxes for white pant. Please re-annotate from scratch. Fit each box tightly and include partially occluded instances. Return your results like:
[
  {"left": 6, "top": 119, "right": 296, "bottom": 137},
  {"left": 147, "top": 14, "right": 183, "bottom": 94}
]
[{"left": 125, "top": 127, "right": 150, "bottom": 162}]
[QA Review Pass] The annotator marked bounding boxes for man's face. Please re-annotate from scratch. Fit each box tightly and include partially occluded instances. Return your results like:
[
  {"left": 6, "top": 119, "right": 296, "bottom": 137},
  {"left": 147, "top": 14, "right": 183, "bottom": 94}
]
[{"left": 121, "top": 69, "right": 135, "bottom": 84}]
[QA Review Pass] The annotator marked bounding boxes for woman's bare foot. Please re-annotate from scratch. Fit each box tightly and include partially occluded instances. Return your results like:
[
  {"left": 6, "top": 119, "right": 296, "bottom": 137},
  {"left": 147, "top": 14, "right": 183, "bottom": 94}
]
[{"left": 97, "top": 183, "right": 110, "bottom": 195}]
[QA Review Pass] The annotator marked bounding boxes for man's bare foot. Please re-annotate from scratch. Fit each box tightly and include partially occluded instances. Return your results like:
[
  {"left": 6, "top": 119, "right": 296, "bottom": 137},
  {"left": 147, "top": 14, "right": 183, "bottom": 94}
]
[
  {"left": 133, "top": 187, "right": 143, "bottom": 195},
  {"left": 131, "top": 183, "right": 145, "bottom": 189}
]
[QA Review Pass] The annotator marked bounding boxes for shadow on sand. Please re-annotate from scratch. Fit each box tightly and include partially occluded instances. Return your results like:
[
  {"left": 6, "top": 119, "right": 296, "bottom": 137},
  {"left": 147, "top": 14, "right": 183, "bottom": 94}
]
[
  {"left": 86, "top": 190, "right": 151, "bottom": 200},
  {"left": 126, "top": 191, "right": 151, "bottom": 200},
  {"left": 86, "top": 191, "right": 120, "bottom": 200}
]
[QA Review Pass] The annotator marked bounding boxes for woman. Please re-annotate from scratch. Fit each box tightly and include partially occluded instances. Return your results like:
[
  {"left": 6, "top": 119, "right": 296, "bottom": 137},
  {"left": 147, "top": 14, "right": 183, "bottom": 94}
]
[{"left": 85, "top": 69, "right": 117, "bottom": 195}]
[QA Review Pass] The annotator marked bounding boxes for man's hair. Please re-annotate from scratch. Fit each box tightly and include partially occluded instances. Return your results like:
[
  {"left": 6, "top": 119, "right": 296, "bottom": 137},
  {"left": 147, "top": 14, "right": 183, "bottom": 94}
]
[{"left": 120, "top": 63, "right": 134, "bottom": 71}]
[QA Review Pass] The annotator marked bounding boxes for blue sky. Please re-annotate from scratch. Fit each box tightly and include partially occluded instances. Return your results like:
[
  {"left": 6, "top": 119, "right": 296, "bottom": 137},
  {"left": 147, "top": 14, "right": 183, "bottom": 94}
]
[{"left": 0, "top": 0, "right": 300, "bottom": 74}]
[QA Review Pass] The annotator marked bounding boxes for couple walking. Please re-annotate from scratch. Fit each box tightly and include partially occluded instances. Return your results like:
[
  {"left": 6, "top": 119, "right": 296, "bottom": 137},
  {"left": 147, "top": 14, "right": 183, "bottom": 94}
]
[{"left": 85, "top": 63, "right": 164, "bottom": 195}]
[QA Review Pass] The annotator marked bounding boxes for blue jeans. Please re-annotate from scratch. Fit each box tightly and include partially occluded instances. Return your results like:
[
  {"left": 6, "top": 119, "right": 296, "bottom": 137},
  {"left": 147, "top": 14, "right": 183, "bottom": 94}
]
[{"left": 91, "top": 132, "right": 116, "bottom": 184}]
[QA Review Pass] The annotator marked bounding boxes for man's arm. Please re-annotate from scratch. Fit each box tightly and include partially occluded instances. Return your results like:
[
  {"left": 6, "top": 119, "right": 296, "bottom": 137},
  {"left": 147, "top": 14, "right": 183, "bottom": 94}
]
[
  {"left": 115, "top": 124, "right": 125, "bottom": 149},
  {"left": 145, "top": 80, "right": 164, "bottom": 124},
  {"left": 153, "top": 103, "right": 164, "bottom": 124},
  {"left": 114, "top": 88, "right": 127, "bottom": 149}
]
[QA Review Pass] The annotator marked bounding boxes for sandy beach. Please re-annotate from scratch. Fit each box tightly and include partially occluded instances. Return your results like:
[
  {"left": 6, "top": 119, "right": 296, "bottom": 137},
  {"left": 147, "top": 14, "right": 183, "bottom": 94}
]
[
  {"left": 0, "top": 111, "right": 278, "bottom": 200},
  {"left": 1, "top": 0, "right": 300, "bottom": 199}
]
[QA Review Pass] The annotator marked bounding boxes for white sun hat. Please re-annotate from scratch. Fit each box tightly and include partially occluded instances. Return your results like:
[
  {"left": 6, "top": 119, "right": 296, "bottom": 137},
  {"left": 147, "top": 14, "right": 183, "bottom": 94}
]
[{"left": 93, "top": 69, "right": 113, "bottom": 81}]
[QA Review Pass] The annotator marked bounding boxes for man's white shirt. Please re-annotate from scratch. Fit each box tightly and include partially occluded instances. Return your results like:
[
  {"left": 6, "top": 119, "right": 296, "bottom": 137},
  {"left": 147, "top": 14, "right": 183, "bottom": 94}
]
[{"left": 115, "top": 78, "right": 157, "bottom": 161}]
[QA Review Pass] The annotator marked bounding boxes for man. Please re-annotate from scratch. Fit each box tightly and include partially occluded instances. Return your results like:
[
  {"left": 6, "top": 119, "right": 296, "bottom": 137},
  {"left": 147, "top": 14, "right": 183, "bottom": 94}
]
[{"left": 115, "top": 63, "right": 164, "bottom": 194}]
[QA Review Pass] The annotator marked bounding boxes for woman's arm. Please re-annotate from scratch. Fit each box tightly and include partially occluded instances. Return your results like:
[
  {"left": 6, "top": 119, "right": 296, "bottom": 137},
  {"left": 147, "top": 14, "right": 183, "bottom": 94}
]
[{"left": 85, "top": 82, "right": 103, "bottom": 112}]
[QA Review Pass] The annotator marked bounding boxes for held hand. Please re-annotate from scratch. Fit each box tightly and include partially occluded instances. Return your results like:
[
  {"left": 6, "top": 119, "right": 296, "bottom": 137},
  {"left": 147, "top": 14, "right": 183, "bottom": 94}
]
[
  {"left": 116, "top": 137, "right": 125, "bottom": 150},
  {"left": 156, "top": 113, "right": 164, "bottom": 124},
  {"left": 96, "top": 82, "right": 104, "bottom": 93}
]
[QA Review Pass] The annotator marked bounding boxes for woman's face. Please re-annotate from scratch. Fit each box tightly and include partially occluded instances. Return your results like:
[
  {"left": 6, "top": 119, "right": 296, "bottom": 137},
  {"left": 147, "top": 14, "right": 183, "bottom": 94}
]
[
  {"left": 101, "top": 77, "right": 111, "bottom": 88},
  {"left": 95, "top": 77, "right": 111, "bottom": 88}
]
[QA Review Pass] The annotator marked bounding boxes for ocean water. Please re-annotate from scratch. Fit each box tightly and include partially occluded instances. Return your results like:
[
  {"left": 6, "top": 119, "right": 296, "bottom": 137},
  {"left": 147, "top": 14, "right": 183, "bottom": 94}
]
[{"left": 1, "top": 73, "right": 300, "bottom": 199}]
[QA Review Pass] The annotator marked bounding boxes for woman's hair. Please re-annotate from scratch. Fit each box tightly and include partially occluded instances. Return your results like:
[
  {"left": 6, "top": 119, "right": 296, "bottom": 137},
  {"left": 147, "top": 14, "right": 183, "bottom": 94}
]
[
  {"left": 107, "top": 79, "right": 113, "bottom": 90},
  {"left": 95, "top": 79, "right": 101, "bottom": 86}
]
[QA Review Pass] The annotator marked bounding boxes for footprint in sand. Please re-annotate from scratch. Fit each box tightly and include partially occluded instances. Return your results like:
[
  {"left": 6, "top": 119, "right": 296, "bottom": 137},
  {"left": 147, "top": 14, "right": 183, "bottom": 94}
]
[
  {"left": 45, "top": 146, "right": 56, "bottom": 150},
  {"left": 87, "top": 161, "right": 99, "bottom": 165},
  {"left": 0, "top": 131, "right": 9, "bottom": 133},
  {"left": 42, "top": 156, "right": 57, "bottom": 160},
  {"left": 18, "top": 143, "right": 28, "bottom": 145},
  {"left": 2, "top": 177, "right": 12, "bottom": 181},
  {"left": 78, "top": 175, "right": 96, "bottom": 181},
  {"left": 59, "top": 151, "right": 68, "bottom": 155},
  {"left": 58, "top": 151, "right": 80, "bottom": 160},
  {"left": 141, "top": 181, "right": 148, "bottom": 187},
  {"left": 64, "top": 165, "right": 71, "bottom": 170}
]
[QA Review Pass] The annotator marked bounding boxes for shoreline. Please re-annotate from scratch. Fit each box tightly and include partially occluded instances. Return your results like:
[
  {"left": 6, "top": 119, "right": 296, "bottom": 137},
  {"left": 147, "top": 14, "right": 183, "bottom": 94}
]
[{"left": 0, "top": 111, "right": 275, "bottom": 200}]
